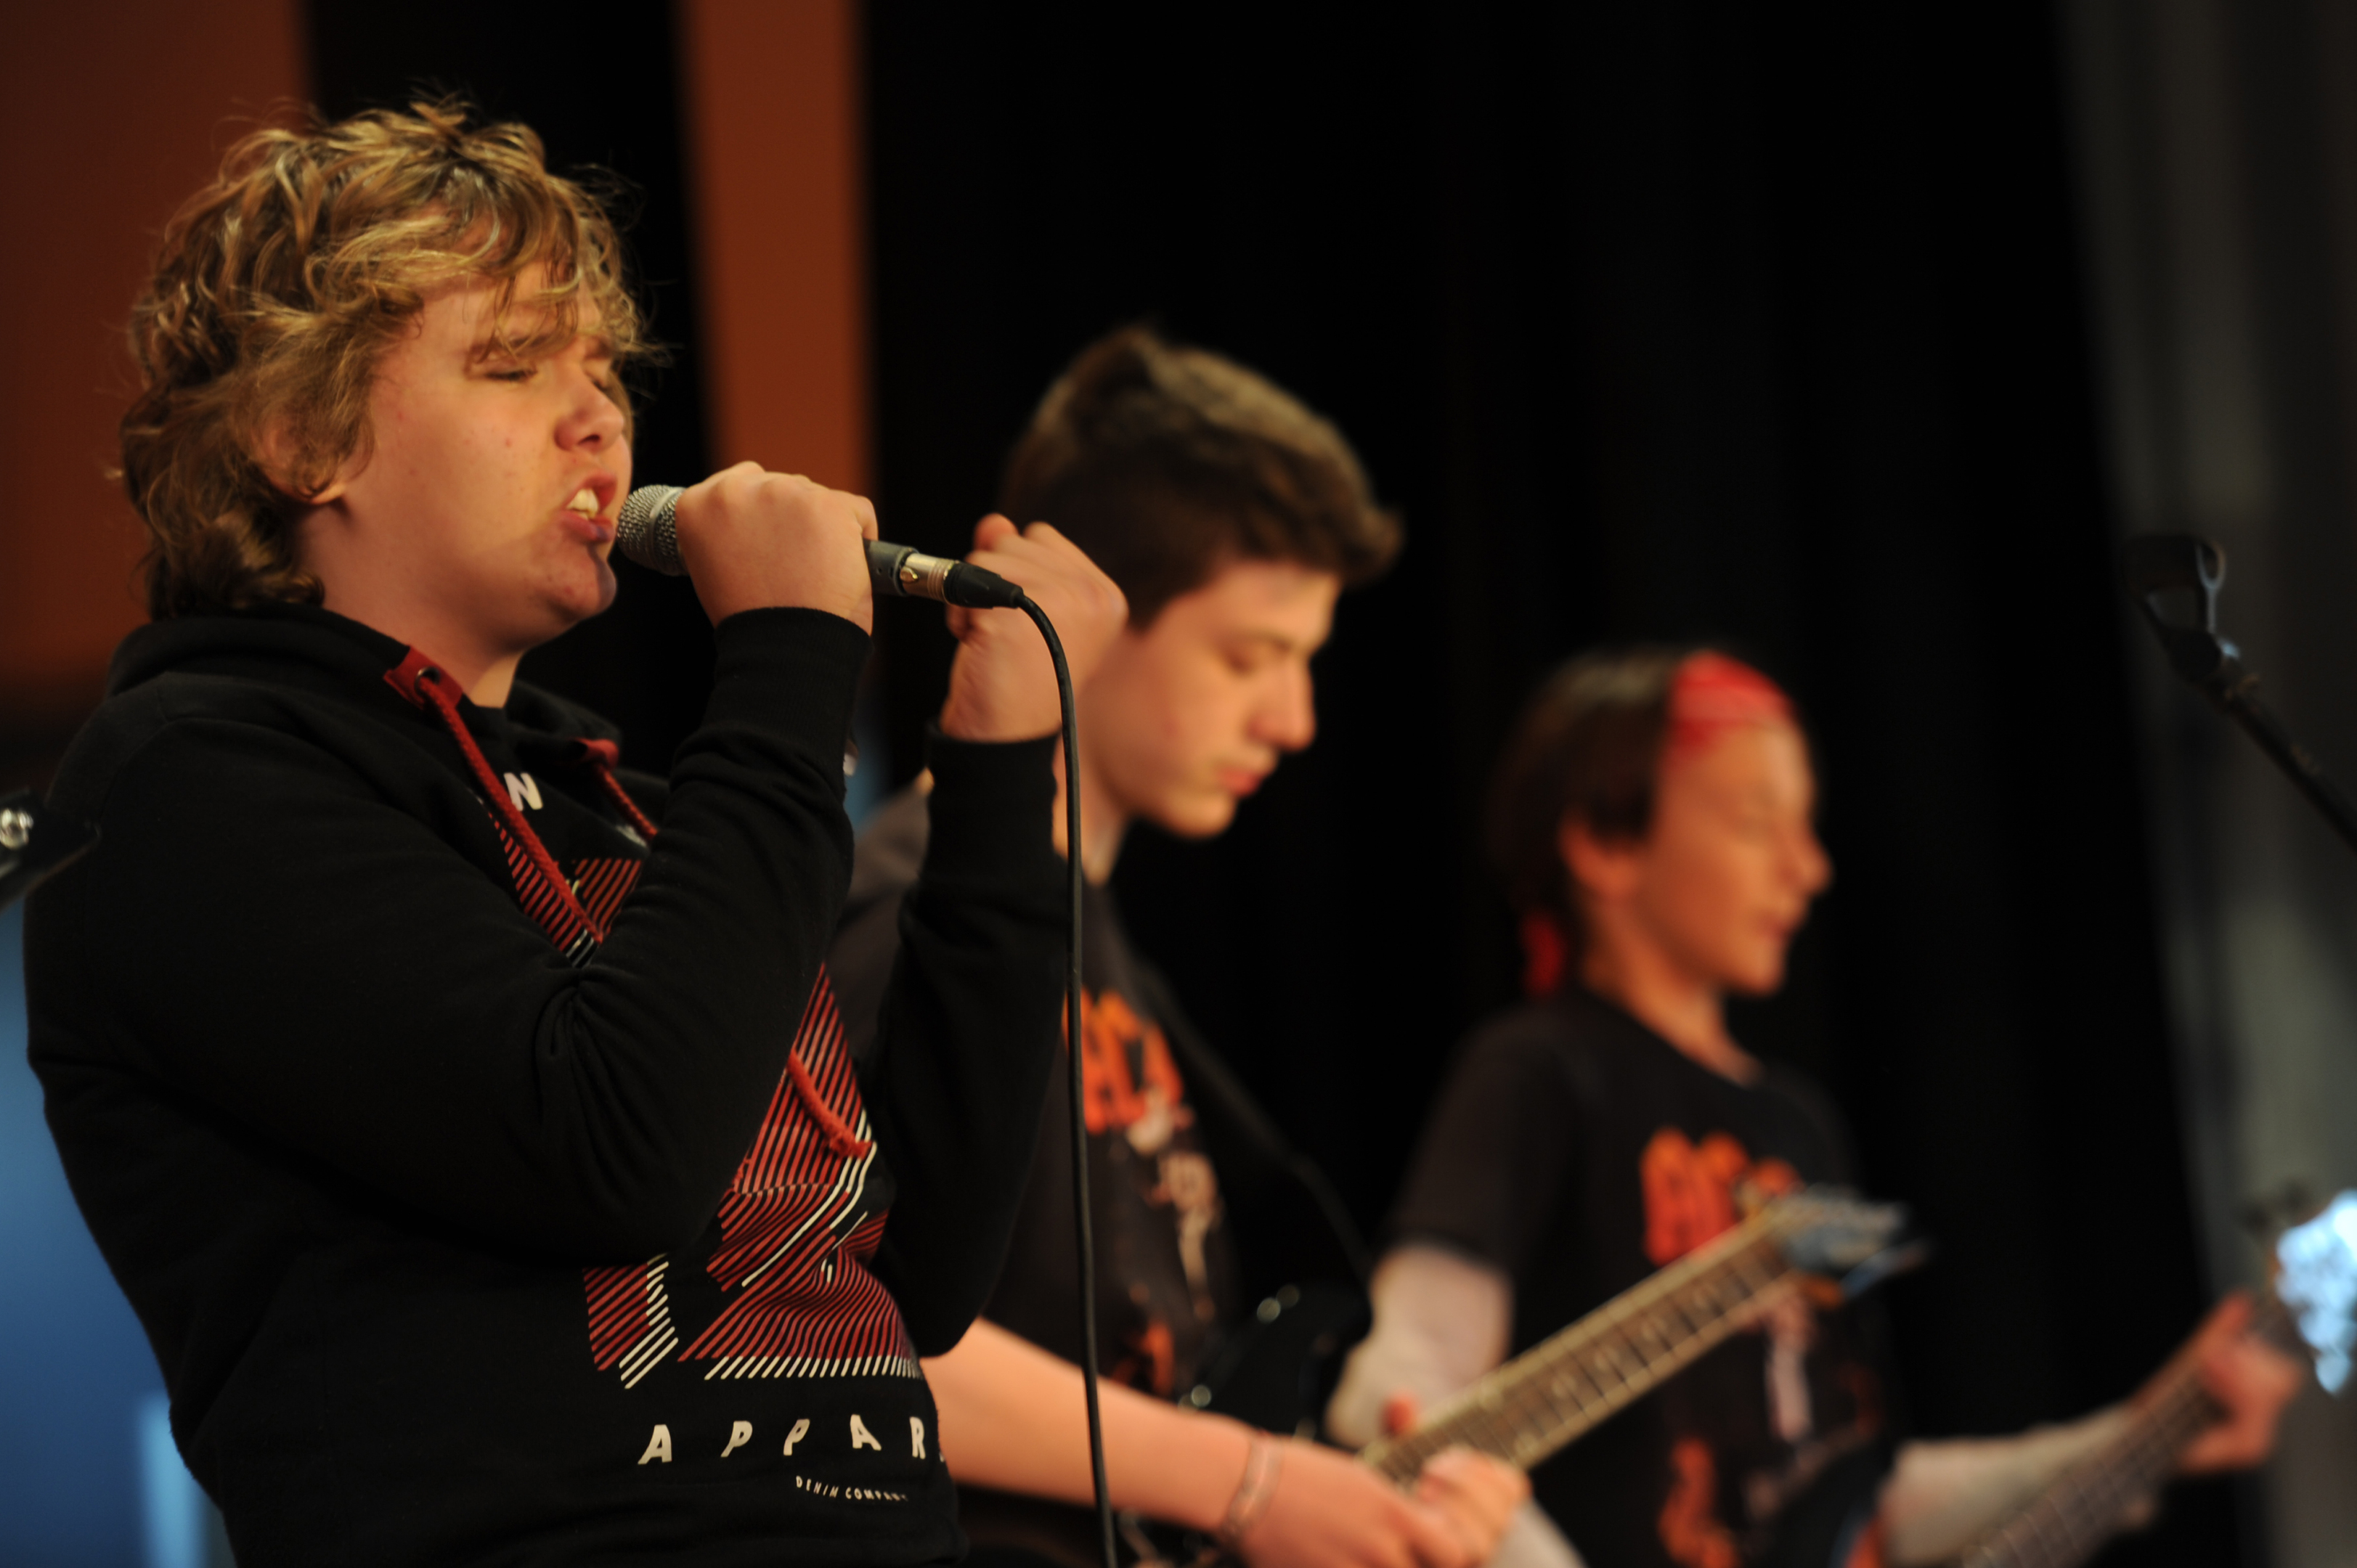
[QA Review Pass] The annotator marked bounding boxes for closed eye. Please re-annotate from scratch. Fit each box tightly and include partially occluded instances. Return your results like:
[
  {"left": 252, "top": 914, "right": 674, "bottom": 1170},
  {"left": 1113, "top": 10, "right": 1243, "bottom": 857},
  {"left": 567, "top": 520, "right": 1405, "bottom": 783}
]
[{"left": 1222, "top": 639, "right": 1295, "bottom": 675}]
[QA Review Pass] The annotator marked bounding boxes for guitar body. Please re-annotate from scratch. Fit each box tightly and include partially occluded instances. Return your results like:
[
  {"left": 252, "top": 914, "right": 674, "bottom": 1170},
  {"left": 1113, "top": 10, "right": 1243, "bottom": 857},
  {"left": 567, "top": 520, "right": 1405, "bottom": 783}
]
[
  {"left": 960, "top": 1283, "right": 1369, "bottom": 1568},
  {"left": 1749, "top": 1443, "right": 1888, "bottom": 1568},
  {"left": 1184, "top": 1282, "right": 1370, "bottom": 1436}
]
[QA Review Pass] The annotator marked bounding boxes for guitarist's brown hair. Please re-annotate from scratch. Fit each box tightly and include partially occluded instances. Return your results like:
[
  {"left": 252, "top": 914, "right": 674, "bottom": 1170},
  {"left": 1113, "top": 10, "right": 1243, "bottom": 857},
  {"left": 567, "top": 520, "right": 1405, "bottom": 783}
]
[{"left": 1000, "top": 324, "right": 1401, "bottom": 626}]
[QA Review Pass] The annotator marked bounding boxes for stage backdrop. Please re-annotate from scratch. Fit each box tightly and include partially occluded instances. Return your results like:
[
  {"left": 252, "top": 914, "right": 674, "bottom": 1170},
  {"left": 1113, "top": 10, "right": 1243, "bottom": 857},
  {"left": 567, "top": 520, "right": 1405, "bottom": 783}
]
[
  {"left": 862, "top": 7, "right": 2242, "bottom": 1567},
  {"left": 2069, "top": 0, "right": 2357, "bottom": 1556},
  {"left": 0, "top": 7, "right": 301, "bottom": 1567},
  {"left": 6, "top": 4, "right": 2335, "bottom": 1567}
]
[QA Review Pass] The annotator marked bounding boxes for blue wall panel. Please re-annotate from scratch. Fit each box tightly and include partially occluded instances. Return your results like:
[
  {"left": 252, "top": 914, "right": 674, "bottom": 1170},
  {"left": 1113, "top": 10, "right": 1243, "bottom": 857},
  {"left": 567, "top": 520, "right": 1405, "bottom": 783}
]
[{"left": 1, "top": 902, "right": 166, "bottom": 1567}]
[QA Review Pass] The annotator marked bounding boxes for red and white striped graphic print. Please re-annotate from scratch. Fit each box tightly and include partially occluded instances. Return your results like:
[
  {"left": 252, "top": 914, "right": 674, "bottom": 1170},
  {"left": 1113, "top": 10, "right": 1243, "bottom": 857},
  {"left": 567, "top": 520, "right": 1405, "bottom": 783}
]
[
  {"left": 677, "top": 976, "right": 917, "bottom": 1380},
  {"left": 486, "top": 826, "right": 638, "bottom": 960},
  {"left": 486, "top": 816, "right": 913, "bottom": 1389},
  {"left": 584, "top": 1255, "right": 679, "bottom": 1389}
]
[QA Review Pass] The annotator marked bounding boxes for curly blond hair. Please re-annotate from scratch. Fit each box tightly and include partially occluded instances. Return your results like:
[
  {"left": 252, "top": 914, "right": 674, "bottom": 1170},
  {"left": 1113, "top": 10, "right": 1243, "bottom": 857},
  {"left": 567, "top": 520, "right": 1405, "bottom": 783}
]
[{"left": 120, "top": 99, "right": 659, "bottom": 618}]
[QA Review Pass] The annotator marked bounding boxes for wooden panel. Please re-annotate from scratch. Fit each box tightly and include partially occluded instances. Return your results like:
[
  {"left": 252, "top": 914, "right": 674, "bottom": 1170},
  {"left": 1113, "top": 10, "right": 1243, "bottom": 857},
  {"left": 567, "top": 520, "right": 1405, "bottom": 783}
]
[
  {"left": 675, "top": 0, "right": 868, "bottom": 493},
  {"left": 0, "top": 0, "right": 304, "bottom": 730}
]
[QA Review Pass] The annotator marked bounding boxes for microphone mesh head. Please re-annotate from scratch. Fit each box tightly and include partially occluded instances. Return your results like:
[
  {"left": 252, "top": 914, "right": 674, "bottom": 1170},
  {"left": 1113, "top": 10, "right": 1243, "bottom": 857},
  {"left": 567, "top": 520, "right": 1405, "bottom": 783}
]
[{"left": 614, "top": 486, "right": 687, "bottom": 575}]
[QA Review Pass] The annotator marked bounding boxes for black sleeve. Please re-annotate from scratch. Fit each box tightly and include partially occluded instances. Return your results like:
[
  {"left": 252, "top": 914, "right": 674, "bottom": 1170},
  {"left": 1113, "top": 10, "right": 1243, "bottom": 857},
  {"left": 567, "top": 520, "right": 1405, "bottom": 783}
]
[
  {"left": 62, "top": 608, "right": 866, "bottom": 1262},
  {"left": 1385, "top": 1019, "right": 1584, "bottom": 1279},
  {"left": 858, "top": 732, "right": 1065, "bottom": 1354}
]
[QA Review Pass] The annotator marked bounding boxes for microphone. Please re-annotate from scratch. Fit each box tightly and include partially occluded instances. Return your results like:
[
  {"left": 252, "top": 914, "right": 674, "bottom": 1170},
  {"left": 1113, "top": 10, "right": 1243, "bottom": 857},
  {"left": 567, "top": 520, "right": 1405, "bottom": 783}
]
[{"left": 614, "top": 485, "right": 1026, "bottom": 610}]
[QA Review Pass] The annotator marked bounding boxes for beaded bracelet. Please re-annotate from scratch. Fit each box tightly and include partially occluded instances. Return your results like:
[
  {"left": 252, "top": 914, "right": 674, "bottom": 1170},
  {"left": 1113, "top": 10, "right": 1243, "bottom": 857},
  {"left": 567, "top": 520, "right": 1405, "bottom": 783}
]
[{"left": 1216, "top": 1430, "right": 1283, "bottom": 1551}]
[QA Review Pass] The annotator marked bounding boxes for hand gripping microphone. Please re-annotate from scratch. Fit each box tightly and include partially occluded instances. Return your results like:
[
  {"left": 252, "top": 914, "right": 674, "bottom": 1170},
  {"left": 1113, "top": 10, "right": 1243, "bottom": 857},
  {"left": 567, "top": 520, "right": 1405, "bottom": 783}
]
[{"left": 613, "top": 485, "right": 1027, "bottom": 609}]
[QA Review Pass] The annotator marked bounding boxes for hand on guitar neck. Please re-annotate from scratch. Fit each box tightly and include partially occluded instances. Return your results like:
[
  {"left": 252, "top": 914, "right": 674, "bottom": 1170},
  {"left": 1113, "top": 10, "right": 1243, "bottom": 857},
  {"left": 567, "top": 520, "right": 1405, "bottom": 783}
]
[{"left": 2140, "top": 1291, "right": 2305, "bottom": 1476}]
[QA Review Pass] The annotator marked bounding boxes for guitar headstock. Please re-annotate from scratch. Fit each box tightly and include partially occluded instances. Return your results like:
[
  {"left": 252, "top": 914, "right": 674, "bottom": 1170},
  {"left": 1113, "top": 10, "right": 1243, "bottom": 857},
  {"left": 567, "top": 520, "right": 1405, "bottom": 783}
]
[
  {"left": 2276, "top": 1188, "right": 2357, "bottom": 1393},
  {"left": 1772, "top": 1188, "right": 1918, "bottom": 1294}
]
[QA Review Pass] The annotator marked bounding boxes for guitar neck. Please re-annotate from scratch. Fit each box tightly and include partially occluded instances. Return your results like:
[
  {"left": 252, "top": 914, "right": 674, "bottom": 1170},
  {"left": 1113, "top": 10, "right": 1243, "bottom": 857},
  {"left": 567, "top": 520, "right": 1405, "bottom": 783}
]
[
  {"left": 1362, "top": 1210, "right": 1802, "bottom": 1485},
  {"left": 1953, "top": 1370, "right": 2211, "bottom": 1568},
  {"left": 1954, "top": 1295, "right": 2302, "bottom": 1568}
]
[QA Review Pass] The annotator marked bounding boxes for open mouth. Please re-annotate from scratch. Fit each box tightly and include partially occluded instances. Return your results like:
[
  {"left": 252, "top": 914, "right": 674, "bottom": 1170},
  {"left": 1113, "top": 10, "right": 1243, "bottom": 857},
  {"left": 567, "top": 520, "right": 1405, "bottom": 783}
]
[{"left": 561, "top": 486, "right": 614, "bottom": 544}]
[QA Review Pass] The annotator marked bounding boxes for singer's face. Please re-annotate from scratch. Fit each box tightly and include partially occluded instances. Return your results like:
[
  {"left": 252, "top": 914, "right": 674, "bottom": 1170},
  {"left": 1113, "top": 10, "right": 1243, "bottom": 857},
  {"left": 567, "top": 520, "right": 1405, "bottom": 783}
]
[
  {"left": 1079, "top": 559, "right": 1340, "bottom": 839},
  {"left": 1574, "top": 721, "right": 1830, "bottom": 997},
  {"left": 309, "top": 273, "right": 629, "bottom": 661}
]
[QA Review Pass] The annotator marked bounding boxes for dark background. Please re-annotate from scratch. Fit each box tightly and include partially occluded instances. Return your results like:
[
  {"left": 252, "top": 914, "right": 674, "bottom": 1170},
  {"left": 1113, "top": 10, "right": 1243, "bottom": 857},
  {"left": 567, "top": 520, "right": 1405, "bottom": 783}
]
[{"left": 313, "top": 4, "right": 2231, "bottom": 1562}]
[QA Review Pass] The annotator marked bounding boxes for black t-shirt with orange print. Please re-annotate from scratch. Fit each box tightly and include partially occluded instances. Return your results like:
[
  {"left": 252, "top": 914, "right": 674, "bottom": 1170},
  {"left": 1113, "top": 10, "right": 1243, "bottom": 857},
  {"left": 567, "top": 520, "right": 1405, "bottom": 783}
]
[
  {"left": 1390, "top": 988, "right": 1892, "bottom": 1568},
  {"left": 830, "top": 790, "right": 1365, "bottom": 1559},
  {"left": 982, "top": 878, "right": 1244, "bottom": 1397}
]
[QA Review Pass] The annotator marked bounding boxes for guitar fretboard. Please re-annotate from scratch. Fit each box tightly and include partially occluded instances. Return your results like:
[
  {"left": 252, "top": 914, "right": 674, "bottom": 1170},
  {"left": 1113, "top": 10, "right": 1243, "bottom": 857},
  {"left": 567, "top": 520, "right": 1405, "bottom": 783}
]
[
  {"left": 1361, "top": 1208, "right": 1806, "bottom": 1485},
  {"left": 1954, "top": 1297, "right": 2297, "bottom": 1568}
]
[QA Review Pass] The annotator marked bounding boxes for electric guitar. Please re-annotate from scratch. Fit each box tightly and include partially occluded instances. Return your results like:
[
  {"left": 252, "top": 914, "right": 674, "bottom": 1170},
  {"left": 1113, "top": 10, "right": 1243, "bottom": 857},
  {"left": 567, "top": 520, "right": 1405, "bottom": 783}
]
[
  {"left": 1089, "top": 1189, "right": 1913, "bottom": 1568},
  {"left": 1939, "top": 1189, "right": 2356, "bottom": 1568},
  {"left": 1353, "top": 1188, "right": 1913, "bottom": 1482}
]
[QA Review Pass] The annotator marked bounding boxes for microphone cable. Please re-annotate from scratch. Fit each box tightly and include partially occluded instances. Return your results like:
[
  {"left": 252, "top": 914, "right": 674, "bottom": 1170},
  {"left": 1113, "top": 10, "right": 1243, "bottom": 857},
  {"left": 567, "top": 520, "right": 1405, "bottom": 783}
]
[
  {"left": 612, "top": 487, "right": 1116, "bottom": 1568},
  {"left": 1018, "top": 595, "right": 1119, "bottom": 1568}
]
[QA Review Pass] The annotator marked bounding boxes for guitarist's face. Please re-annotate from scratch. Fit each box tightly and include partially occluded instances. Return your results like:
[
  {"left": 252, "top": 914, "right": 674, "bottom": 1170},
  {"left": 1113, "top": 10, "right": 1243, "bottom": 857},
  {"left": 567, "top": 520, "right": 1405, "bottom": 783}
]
[{"left": 1570, "top": 719, "right": 1830, "bottom": 997}]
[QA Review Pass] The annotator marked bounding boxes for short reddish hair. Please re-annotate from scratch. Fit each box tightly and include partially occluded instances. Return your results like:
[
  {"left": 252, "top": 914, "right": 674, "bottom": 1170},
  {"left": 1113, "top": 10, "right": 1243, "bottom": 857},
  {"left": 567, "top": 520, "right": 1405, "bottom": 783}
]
[{"left": 1488, "top": 647, "right": 1807, "bottom": 977}]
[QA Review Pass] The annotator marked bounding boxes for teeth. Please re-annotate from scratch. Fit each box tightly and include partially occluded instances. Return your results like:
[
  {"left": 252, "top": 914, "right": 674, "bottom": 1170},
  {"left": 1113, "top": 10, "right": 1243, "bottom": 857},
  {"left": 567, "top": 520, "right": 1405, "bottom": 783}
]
[{"left": 566, "top": 488, "right": 600, "bottom": 516}]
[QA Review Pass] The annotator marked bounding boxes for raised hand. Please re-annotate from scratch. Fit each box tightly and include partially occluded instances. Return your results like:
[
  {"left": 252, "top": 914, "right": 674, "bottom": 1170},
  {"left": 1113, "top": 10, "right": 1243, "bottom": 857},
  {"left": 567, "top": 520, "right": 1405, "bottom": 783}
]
[
  {"left": 669, "top": 462, "right": 879, "bottom": 631},
  {"left": 939, "top": 515, "right": 1128, "bottom": 743}
]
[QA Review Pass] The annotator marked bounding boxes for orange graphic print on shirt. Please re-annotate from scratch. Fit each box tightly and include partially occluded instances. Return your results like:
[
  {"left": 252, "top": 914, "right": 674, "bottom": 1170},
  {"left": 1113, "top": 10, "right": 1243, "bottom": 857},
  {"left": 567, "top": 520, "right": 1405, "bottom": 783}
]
[
  {"left": 1073, "top": 988, "right": 1189, "bottom": 1138},
  {"left": 1658, "top": 1437, "right": 1741, "bottom": 1568},
  {"left": 1112, "top": 1316, "right": 1176, "bottom": 1395},
  {"left": 1066, "top": 987, "right": 1226, "bottom": 1395},
  {"left": 1640, "top": 1128, "right": 1800, "bottom": 1266}
]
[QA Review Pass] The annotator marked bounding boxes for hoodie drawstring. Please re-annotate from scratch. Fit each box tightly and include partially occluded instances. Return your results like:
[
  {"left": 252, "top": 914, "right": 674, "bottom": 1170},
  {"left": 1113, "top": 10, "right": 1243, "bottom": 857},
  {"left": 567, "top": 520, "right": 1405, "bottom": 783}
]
[
  {"left": 569, "top": 738, "right": 662, "bottom": 841},
  {"left": 785, "top": 1048, "right": 872, "bottom": 1159},
  {"left": 385, "top": 649, "right": 604, "bottom": 946},
  {"left": 386, "top": 648, "right": 867, "bottom": 1161}
]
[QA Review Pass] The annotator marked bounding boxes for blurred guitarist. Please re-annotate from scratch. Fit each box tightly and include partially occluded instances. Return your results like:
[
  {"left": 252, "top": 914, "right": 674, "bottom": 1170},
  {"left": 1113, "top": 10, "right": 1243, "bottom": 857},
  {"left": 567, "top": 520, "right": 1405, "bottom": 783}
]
[
  {"left": 829, "top": 327, "right": 1528, "bottom": 1568},
  {"left": 1327, "top": 647, "right": 2303, "bottom": 1567}
]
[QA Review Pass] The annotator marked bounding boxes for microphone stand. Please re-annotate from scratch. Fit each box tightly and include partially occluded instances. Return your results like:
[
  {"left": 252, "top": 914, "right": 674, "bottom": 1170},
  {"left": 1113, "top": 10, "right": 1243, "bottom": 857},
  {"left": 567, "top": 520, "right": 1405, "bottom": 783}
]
[
  {"left": 2121, "top": 534, "right": 2357, "bottom": 855},
  {"left": 0, "top": 789, "right": 95, "bottom": 914}
]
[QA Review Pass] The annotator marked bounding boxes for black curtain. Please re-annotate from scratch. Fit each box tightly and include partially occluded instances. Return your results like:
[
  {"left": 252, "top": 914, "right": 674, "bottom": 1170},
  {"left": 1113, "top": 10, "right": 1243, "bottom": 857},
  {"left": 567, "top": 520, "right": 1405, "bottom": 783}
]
[{"left": 871, "top": 7, "right": 2237, "bottom": 1563}]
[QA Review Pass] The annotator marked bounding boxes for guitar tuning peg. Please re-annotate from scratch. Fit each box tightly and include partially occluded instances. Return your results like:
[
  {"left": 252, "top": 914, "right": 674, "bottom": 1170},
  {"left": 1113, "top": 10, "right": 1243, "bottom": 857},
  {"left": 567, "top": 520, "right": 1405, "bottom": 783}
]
[{"left": 2240, "top": 1180, "right": 2321, "bottom": 1240}]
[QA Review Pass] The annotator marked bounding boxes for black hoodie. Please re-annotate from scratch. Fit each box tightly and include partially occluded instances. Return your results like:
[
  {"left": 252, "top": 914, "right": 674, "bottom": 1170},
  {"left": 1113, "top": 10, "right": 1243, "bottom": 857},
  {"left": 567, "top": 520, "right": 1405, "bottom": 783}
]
[{"left": 23, "top": 602, "right": 1066, "bottom": 1567}]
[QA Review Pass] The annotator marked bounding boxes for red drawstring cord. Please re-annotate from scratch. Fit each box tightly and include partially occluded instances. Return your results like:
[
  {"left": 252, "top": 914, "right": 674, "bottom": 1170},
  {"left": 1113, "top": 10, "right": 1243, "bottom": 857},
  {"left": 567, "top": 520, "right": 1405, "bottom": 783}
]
[
  {"left": 568, "top": 738, "right": 860, "bottom": 1153},
  {"left": 571, "top": 738, "right": 662, "bottom": 841},
  {"left": 384, "top": 649, "right": 604, "bottom": 944},
  {"left": 786, "top": 1047, "right": 872, "bottom": 1159},
  {"left": 383, "top": 649, "right": 866, "bottom": 1161}
]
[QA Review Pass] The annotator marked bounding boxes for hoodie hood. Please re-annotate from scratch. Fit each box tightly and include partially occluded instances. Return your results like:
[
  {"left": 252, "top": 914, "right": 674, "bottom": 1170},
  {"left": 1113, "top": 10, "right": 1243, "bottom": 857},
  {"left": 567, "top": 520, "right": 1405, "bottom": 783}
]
[{"left": 109, "top": 602, "right": 623, "bottom": 749}]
